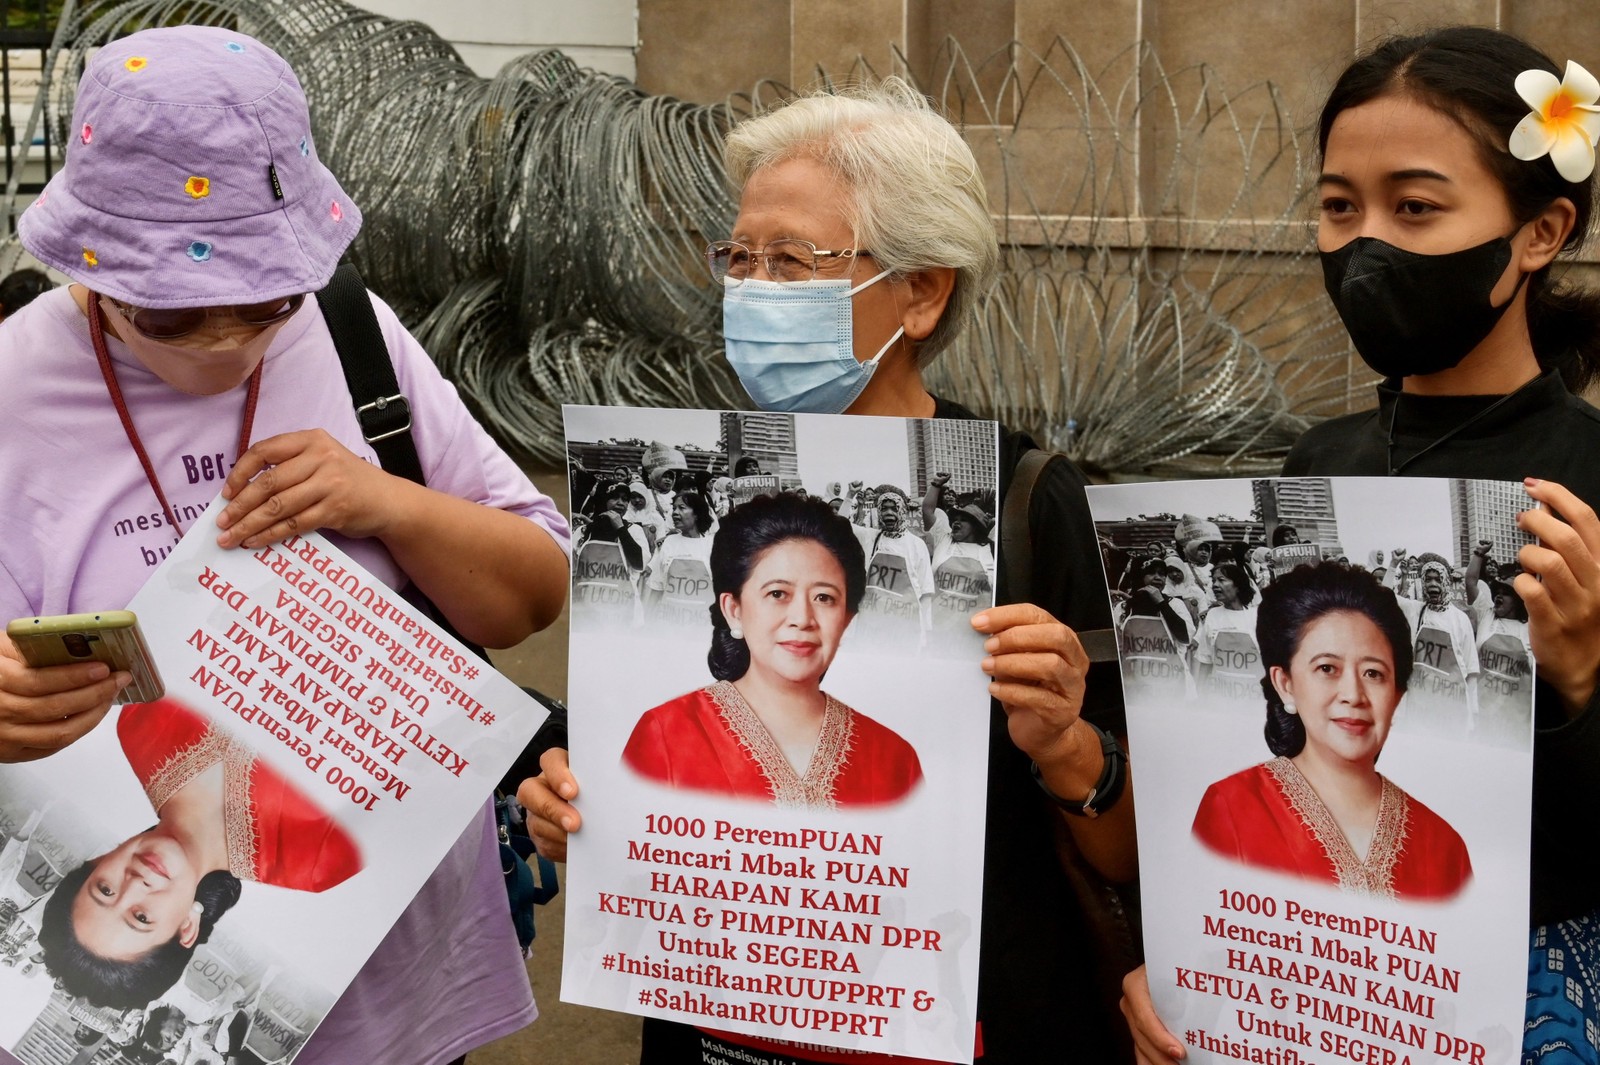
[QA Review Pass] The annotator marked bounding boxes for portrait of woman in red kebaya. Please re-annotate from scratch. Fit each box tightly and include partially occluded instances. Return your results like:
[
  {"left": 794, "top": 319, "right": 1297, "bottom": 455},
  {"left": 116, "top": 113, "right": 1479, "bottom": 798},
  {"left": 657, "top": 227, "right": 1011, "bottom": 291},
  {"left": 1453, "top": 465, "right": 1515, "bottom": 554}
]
[
  {"left": 1191, "top": 561, "right": 1471, "bottom": 900},
  {"left": 621, "top": 492, "right": 922, "bottom": 809},
  {"left": 37, "top": 696, "right": 361, "bottom": 1010}
]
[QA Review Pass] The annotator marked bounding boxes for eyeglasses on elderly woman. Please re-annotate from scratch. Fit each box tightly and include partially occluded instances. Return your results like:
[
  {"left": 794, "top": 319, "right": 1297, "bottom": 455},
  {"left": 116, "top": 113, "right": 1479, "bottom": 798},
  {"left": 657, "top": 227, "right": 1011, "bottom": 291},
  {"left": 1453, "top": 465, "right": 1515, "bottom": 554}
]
[{"left": 704, "top": 239, "right": 874, "bottom": 285}]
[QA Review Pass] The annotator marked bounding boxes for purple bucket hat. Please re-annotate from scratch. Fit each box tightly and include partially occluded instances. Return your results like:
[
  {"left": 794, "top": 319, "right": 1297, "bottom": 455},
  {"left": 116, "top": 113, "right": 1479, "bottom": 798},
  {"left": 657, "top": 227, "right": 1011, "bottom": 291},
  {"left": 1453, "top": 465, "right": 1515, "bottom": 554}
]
[{"left": 18, "top": 25, "right": 360, "bottom": 308}]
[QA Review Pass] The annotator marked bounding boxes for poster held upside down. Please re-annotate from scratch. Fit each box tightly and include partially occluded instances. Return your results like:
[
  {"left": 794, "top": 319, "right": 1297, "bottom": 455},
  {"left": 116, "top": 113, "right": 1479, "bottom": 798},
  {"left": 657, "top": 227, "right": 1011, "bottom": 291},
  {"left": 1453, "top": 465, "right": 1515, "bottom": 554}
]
[
  {"left": 1088, "top": 476, "right": 1534, "bottom": 1065},
  {"left": 0, "top": 499, "right": 549, "bottom": 1064}
]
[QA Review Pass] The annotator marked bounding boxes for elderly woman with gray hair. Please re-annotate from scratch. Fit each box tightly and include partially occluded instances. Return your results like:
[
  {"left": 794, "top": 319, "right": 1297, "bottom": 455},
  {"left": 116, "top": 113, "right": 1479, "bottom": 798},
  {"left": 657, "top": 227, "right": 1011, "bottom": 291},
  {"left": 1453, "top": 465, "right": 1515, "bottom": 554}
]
[{"left": 521, "top": 78, "right": 1136, "bottom": 1063}]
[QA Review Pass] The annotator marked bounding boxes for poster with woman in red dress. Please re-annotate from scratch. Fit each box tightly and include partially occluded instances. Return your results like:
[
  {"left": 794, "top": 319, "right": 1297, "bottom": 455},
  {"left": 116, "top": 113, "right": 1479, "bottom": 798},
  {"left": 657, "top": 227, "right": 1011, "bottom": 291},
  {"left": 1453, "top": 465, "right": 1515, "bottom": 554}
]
[
  {"left": 0, "top": 506, "right": 551, "bottom": 1065},
  {"left": 561, "top": 406, "right": 998, "bottom": 1063},
  {"left": 1089, "top": 477, "right": 1534, "bottom": 1065}
]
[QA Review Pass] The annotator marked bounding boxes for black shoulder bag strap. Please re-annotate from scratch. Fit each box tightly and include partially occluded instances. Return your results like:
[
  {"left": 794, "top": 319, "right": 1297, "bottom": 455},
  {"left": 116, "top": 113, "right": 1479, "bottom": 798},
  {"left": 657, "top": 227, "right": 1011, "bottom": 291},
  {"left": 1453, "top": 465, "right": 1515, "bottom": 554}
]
[
  {"left": 316, "top": 263, "right": 466, "bottom": 648},
  {"left": 317, "top": 263, "right": 424, "bottom": 487},
  {"left": 998, "top": 447, "right": 1057, "bottom": 606},
  {"left": 314, "top": 262, "right": 567, "bottom": 792}
]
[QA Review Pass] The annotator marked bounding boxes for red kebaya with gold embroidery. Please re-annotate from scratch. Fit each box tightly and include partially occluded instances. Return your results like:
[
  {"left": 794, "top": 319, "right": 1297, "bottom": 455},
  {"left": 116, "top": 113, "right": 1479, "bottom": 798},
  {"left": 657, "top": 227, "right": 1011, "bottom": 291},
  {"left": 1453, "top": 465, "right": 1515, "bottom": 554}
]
[
  {"left": 1192, "top": 757, "right": 1471, "bottom": 900},
  {"left": 118, "top": 699, "right": 362, "bottom": 892},
  {"left": 622, "top": 682, "right": 922, "bottom": 810}
]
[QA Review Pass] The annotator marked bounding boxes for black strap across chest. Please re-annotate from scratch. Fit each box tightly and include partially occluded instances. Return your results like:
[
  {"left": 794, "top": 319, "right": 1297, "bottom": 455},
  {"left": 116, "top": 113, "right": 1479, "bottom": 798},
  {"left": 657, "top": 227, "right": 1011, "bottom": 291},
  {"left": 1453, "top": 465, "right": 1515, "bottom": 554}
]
[{"left": 316, "top": 262, "right": 424, "bottom": 486}]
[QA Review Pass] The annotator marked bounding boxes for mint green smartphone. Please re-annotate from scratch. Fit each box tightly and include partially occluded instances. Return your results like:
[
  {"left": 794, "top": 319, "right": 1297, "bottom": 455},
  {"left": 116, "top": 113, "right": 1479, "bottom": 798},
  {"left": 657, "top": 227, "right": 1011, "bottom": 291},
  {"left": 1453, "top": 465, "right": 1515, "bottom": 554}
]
[{"left": 6, "top": 610, "right": 165, "bottom": 704}]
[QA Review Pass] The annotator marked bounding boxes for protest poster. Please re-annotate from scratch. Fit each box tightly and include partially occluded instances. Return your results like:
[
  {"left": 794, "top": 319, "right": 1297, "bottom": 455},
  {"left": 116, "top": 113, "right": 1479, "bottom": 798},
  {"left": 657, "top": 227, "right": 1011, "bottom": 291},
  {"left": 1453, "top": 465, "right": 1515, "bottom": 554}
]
[
  {"left": 0, "top": 500, "right": 547, "bottom": 1064},
  {"left": 561, "top": 406, "right": 998, "bottom": 1063},
  {"left": 730, "top": 475, "right": 782, "bottom": 509},
  {"left": 1271, "top": 543, "right": 1323, "bottom": 577},
  {"left": 927, "top": 553, "right": 992, "bottom": 656},
  {"left": 1090, "top": 476, "right": 1535, "bottom": 1065}
]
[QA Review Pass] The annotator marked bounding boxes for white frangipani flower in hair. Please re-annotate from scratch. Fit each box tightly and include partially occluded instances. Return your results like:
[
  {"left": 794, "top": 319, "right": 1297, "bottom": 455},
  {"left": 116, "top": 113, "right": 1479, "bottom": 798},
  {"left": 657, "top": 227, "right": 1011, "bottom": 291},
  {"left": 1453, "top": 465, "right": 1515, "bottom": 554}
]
[{"left": 1509, "top": 60, "right": 1600, "bottom": 182}]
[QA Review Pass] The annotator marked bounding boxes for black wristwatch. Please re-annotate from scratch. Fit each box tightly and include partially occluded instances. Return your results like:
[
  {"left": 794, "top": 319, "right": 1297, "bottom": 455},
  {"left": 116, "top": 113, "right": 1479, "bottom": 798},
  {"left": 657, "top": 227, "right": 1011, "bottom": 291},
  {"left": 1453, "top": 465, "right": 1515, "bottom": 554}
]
[{"left": 1030, "top": 721, "right": 1127, "bottom": 818}]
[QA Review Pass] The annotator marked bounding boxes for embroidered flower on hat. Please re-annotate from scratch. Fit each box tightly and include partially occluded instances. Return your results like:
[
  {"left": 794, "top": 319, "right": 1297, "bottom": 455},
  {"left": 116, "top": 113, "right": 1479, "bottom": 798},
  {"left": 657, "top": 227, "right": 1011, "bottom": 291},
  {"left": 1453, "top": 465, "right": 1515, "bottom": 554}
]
[
  {"left": 1510, "top": 60, "right": 1600, "bottom": 182},
  {"left": 185, "top": 176, "right": 211, "bottom": 199},
  {"left": 329, "top": 201, "right": 344, "bottom": 222},
  {"left": 82, "top": 247, "right": 98, "bottom": 267},
  {"left": 124, "top": 57, "right": 147, "bottom": 72},
  {"left": 34, "top": 190, "right": 45, "bottom": 206},
  {"left": 187, "top": 241, "right": 213, "bottom": 262},
  {"left": 299, "top": 136, "right": 310, "bottom": 157},
  {"left": 224, "top": 41, "right": 245, "bottom": 53},
  {"left": 80, "top": 123, "right": 92, "bottom": 145}
]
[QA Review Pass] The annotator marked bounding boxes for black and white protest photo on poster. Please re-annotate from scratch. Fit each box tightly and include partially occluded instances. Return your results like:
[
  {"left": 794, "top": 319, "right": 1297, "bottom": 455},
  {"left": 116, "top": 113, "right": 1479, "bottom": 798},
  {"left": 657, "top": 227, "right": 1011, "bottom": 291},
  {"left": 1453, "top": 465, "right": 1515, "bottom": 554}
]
[
  {"left": 561, "top": 405, "right": 999, "bottom": 1063},
  {"left": 1088, "top": 476, "right": 1535, "bottom": 1065},
  {"left": 568, "top": 408, "right": 1000, "bottom": 660}
]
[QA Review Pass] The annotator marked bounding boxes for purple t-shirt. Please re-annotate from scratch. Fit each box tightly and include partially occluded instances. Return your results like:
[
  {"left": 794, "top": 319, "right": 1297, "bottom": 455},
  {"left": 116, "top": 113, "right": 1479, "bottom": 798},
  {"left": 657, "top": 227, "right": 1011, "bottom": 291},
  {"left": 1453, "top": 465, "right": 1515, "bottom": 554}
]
[{"left": 0, "top": 287, "right": 570, "bottom": 1064}]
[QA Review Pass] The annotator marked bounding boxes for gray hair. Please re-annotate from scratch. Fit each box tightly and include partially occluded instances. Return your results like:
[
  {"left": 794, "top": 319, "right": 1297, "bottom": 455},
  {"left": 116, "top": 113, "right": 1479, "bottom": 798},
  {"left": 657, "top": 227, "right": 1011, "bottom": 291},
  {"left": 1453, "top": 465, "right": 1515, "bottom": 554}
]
[{"left": 723, "top": 78, "right": 999, "bottom": 364}]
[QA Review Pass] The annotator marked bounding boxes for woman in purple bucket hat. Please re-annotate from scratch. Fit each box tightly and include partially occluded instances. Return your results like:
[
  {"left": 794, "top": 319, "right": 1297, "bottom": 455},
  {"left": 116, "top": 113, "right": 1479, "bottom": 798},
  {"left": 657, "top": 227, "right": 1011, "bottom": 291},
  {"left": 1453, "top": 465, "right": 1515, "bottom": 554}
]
[{"left": 0, "top": 25, "right": 571, "bottom": 1064}]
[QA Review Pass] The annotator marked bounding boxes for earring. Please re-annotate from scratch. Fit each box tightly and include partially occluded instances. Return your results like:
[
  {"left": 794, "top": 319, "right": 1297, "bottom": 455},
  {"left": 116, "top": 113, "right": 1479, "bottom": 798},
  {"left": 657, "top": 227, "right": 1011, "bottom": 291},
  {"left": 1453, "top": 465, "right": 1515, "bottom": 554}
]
[
  {"left": 191, "top": 901, "right": 204, "bottom": 916},
  {"left": 729, "top": 626, "right": 744, "bottom": 640},
  {"left": 1282, "top": 699, "right": 1297, "bottom": 716}
]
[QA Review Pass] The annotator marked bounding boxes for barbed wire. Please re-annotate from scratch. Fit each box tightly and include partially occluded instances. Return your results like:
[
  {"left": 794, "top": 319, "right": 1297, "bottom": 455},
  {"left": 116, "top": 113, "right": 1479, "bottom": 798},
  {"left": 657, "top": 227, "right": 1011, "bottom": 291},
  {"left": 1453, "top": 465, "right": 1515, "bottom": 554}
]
[{"left": 14, "top": 1, "right": 1355, "bottom": 473}]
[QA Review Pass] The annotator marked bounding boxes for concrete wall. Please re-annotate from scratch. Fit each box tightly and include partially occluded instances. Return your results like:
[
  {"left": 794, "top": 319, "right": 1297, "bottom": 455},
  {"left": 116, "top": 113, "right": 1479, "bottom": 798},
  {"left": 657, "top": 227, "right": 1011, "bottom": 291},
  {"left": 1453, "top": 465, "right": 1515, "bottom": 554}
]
[
  {"left": 637, "top": 0, "right": 1598, "bottom": 113},
  {"left": 634, "top": 0, "right": 1600, "bottom": 240},
  {"left": 358, "top": 0, "right": 637, "bottom": 79}
]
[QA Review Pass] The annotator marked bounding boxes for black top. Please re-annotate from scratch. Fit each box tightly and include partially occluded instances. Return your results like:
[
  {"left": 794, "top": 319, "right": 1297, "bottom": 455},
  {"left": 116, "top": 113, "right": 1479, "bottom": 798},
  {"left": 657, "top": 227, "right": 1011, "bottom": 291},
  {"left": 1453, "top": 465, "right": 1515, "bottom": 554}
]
[
  {"left": 640, "top": 398, "right": 1130, "bottom": 1065},
  {"left": 934, "top": 395, "right": 1128, "bottom": 1063},
  {"left": 933, "top": 395, "right": 1124, "bottom": 733},
  {"left": 1286, "top": 369, "right": 1600, "bottom": 925}
]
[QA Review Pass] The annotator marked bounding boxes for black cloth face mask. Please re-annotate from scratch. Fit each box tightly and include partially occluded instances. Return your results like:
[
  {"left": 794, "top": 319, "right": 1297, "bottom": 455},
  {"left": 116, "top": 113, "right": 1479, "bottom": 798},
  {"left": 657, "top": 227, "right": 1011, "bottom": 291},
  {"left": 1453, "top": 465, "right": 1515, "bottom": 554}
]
[{"left": 1320, "top": 234, "right": 1522, "bottom": 378}]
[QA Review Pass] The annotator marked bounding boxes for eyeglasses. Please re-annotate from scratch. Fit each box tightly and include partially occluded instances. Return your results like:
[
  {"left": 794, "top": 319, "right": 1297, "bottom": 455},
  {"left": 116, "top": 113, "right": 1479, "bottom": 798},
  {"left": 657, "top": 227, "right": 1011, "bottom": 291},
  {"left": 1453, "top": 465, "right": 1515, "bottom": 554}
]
[
  {"left": 705, "top": 239, "right": 873, "bottom": 285},
  {"left": 111, "top": 293, "right": 305, "bottom": 340}
]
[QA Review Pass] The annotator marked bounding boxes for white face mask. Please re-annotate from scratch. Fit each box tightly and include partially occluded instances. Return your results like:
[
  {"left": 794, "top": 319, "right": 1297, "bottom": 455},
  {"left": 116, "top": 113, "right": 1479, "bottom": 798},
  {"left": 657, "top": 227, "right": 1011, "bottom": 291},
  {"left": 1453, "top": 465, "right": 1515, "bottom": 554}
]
[{"left": 101, "top": 297, "right": 294, "bottom": 395}]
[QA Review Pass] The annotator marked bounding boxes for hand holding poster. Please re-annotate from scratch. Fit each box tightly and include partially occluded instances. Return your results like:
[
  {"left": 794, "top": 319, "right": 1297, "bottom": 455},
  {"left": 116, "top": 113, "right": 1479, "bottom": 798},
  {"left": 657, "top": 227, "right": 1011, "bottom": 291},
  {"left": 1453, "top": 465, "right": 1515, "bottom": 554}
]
[
  {"left": 1090, "top": 477, "right": 1535, "bottom": 1065},
  {"left": 561, "top": 406, "right": 998, "bottom": 1063},
  {"left": 0, "top": 501, "right": 549, "bottom": 1064}
]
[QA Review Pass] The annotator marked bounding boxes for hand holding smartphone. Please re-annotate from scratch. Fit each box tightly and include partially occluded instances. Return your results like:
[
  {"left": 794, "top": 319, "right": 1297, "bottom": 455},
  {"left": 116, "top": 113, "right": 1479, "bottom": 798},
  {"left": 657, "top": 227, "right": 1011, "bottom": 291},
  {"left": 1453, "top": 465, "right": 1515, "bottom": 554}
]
[{"left": 5, "top": 610, "right": 165, "bottom": 704}]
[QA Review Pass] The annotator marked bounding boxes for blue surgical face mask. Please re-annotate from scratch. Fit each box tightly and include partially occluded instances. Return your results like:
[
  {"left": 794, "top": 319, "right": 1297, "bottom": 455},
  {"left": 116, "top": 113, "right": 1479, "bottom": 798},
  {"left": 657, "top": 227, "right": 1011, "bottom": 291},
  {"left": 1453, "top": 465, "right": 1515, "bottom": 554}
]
[{"left": 722, "top": 270, "right": 905, "bottom": 414}]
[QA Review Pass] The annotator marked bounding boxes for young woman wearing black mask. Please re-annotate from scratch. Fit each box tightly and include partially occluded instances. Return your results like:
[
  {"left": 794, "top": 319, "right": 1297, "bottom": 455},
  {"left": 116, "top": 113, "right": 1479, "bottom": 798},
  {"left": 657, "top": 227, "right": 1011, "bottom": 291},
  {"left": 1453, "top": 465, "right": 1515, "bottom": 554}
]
[{"left": 1122, "top": 27, "right": 1600, "bottom": 1064}]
